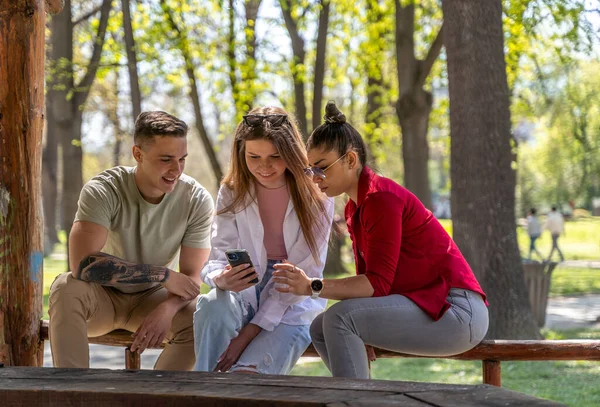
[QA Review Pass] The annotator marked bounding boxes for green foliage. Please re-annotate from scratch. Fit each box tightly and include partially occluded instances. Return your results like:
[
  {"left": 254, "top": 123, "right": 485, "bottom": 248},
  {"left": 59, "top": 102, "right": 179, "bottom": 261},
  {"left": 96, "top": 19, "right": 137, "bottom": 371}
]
[{"left": 515, "top": 59, "right": 600, "bottom": 211}]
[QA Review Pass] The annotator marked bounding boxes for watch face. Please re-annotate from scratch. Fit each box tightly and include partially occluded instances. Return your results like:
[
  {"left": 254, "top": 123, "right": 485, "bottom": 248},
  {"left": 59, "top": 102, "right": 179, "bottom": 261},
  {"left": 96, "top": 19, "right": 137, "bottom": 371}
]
[{"left": 311, "top": 279, "right": 323, "bottom": 292}]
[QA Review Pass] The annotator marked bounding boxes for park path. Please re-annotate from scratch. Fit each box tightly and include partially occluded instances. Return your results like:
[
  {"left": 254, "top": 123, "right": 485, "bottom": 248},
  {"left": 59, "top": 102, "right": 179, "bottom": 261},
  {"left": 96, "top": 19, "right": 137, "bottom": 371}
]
[{"left": 561, "top": 260, "right": 600, "bottom": 269}]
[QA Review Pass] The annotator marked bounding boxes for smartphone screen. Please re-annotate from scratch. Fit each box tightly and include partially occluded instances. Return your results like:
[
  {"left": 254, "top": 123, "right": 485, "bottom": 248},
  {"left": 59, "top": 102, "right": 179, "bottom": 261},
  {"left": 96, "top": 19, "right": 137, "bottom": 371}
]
[{"left": 225, "top": 249, "right": 259, "bottom": 284}]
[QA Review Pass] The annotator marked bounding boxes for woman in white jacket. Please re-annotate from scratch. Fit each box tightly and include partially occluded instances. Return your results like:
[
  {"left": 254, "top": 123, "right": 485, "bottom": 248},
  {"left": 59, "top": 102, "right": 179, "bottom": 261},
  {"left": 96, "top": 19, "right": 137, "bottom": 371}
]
[{"left": 193, "top": 106, "right": 333, "bottom": 374}]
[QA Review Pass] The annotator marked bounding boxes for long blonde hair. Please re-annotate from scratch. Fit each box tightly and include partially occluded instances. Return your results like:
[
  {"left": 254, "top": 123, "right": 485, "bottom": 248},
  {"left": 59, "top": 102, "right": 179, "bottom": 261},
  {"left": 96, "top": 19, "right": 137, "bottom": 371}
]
[{"left": 220, "top": 106, "right": 329, "bottom": 262}]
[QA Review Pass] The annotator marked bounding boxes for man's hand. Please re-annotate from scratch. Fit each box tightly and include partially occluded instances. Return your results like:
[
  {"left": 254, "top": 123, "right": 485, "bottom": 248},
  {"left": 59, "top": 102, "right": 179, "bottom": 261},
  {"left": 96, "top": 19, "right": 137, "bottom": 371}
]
[
  {"left": 130, "top": 303, "right": 177, "bottom": 354},
  {"left": 163, "top": 271, "right": 201, "bottom": 300},
  {"left": 213, "top": 264, "right": 258, "bottom": 292}
]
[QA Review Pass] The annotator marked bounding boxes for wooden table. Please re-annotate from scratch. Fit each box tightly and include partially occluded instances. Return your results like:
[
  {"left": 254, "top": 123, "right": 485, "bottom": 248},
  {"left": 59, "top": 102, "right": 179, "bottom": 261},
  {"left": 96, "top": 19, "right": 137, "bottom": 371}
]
[{"left": 0, "top": 367, "right": 564, "bottom": 406}]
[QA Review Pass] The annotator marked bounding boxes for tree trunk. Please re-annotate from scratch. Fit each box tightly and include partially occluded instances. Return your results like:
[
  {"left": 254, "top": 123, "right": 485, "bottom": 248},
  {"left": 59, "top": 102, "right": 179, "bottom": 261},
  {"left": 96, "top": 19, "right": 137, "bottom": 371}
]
[
  {"left": 162, "top": 0, "right": 223, "bottom": 188},
  {"left": 362, "top": 0, "right": 387, "bottom": 158},
  {"left": 322, "top": 220, "right": 347, "bottom": 277},
  {"left": 243, "top": 0, "right": 261, "bottom": 111},
  {"left": 443, "top": 0, "right": 540, "bottom": 339},
  {"left": 395, "top": 2, "right": 440, "bottom": 210},
  {"left": 42, "top": 88, "right": 60, "bottom": 252},
  {"left": 280, "top": 0, "right": 308, "bottom": 139},
  {"left": 312, "top": 0, "right": 330, "bottom": 133},
  {"left": 121, "top": 0, "right": 142, "bottom": 121},
  {"left": 111, "top": 70, "right": 122, "bottom": 167},
  {"left": 52, "top": 0, "right": 112, "bottom": 266},
  {"left": 50, "top": 0, "right": 75, "bottom": 266},
  {"left": 0, "top": 0, "right": 59, "bottom": 367},
  {"left": 397, "top": 90, "right": 433, "bottom": 209},
  {"left": 228, "top": 0, "right": 240, "bottom": 117}
]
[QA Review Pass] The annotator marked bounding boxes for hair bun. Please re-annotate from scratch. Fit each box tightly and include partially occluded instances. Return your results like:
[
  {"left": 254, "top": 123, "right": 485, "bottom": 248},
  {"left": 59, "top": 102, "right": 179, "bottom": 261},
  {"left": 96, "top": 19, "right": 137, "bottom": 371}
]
[{"left": 324, "top": 101, "right": 346, "bottom": 124}]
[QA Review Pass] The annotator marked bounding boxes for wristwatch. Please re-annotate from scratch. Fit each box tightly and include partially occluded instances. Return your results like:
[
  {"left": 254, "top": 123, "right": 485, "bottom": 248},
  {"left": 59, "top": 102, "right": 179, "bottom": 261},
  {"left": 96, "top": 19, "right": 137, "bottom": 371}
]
[{"left": 310, "top": 278, "right": 323, "bottom": 299}]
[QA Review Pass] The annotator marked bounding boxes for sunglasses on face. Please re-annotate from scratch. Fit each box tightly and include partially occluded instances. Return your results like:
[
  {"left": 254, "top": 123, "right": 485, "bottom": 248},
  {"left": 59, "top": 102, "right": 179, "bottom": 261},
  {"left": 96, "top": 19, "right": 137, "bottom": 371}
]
[
  {"left": 242, "top": 114, "right": 288, "bottom": 127},
  {"left": 304, "top": 152, "right": 349, "bottom": 179}
]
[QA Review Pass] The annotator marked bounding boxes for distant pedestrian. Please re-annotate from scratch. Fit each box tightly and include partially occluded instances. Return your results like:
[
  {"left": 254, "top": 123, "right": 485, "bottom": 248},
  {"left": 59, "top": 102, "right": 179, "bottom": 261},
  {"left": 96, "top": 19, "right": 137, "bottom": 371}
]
[
  {"left": 526, "top": 208, "right": 543, "bottom": 261},
  {"left": 546, "top": 206, "right": 565, "bottom": 262}
]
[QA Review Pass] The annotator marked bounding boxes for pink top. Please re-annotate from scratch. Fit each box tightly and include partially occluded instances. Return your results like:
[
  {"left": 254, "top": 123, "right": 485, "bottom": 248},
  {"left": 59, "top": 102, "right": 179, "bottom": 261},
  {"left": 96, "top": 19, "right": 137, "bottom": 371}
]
[{"left": 256, "top": 182, "right": 289, "bottom": 260}]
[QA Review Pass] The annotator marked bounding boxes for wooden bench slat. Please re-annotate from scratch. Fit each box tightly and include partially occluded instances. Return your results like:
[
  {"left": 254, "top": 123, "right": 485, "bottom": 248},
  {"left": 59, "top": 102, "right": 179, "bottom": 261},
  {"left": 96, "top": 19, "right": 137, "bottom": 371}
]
[
  {"left": 39, "top": 320, "right": 600, "bottom": 361},
  {"left": 38, "top": 319, "right": 600, "bottom": 389}
]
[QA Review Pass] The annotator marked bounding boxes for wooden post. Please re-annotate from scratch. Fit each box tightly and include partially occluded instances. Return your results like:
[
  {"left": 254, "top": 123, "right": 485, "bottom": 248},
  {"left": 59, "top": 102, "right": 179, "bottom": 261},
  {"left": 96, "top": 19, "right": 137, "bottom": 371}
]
[
  {"left": 0, "top": 0, "right": 63, "bottom": 366},
  {"left": 482, "top": 360, "right": 501, "bottom": 387},
  {"left": 125, "top": 348, "right": 141, "bottom": 369}
]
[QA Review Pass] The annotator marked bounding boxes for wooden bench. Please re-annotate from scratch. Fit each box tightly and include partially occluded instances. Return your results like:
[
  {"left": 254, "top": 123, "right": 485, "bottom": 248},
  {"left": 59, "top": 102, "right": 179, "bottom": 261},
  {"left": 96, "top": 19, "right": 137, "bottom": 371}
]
[
  {"left": 0, "top": 366, "right": 565, "bottom": 406},
  {"left": 39, "top": 320, "right": 600, "bottom": 387}
]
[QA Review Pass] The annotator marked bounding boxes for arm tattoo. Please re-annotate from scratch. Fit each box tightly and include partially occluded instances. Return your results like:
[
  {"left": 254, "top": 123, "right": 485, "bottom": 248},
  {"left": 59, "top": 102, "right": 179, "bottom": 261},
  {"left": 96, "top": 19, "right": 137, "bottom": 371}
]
[{"left": 77, "top": 252, "right": 171, "bottom": 286}]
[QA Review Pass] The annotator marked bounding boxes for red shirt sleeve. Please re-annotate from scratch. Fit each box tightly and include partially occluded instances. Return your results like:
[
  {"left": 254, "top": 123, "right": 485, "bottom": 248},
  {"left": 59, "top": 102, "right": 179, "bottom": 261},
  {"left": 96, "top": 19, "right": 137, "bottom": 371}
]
[{"left": 360, "top": 192, "right": 403, "bottom": 297}]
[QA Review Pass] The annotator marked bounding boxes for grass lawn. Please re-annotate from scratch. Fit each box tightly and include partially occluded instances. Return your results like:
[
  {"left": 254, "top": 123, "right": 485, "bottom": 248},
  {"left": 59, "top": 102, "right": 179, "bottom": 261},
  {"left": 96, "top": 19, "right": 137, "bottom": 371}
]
[{"left": 439, "top": 217, "right": 600, "bottom": 261}]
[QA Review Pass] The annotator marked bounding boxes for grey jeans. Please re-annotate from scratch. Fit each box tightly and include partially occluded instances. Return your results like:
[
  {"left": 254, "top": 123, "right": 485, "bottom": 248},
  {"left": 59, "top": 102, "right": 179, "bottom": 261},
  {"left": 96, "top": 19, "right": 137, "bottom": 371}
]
[{"left": 310, "top": 288, "right": 489, "bottom": 379}]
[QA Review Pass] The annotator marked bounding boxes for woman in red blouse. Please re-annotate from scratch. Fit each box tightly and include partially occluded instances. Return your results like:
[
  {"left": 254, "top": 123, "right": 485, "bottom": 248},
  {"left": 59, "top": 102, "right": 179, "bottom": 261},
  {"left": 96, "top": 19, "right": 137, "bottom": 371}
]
[{"left": 273, "top": 101, "right": 489, "bottom": 379}]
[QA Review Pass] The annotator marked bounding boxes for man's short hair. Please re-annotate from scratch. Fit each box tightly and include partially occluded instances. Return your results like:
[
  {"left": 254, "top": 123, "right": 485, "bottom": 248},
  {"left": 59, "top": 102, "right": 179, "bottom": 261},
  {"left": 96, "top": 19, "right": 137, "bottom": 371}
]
[{"left": 134, "top": 111, "right": 188, "bottom": 146}]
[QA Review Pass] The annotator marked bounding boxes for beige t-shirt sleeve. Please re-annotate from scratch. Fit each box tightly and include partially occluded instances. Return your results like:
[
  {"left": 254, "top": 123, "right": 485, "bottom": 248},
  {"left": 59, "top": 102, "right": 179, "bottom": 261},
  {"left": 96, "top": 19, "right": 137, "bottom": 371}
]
[
  {"left": 74, "top": 179, "right": 119, "bottom": 230},
  {"left": 181, "top": 187, "right": 214, "bottom": 249}
]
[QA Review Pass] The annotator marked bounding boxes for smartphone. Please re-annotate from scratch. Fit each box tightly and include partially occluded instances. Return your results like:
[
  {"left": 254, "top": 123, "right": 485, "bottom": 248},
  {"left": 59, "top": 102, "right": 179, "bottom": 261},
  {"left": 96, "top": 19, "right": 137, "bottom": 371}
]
[{"left": 225, "top": 249, "right": 259, "bottom": 284}]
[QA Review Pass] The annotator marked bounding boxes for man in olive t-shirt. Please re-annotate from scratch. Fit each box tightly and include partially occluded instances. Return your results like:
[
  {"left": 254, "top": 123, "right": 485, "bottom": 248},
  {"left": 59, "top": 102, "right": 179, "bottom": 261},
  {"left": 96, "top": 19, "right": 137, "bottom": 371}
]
[{"left": 49, "top": 111, "right": 214, "bottom": 370}]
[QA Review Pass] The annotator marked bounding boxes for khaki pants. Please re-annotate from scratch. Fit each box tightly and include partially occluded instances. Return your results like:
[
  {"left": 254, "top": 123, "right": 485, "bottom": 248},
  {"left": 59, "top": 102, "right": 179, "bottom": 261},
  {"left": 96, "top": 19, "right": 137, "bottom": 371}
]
[{"left": 48, "top": 272, "right": 195, "bottom": 370}]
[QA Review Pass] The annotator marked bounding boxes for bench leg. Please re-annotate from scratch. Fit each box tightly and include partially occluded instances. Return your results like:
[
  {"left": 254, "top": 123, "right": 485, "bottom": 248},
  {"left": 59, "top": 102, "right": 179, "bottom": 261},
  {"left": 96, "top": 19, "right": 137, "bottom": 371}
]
[
  {"left": 482, "top": 359, "right": 501, "bottom": 386},
  {"left": 125, "top": 348, "right": 141, "bottom": 370}
]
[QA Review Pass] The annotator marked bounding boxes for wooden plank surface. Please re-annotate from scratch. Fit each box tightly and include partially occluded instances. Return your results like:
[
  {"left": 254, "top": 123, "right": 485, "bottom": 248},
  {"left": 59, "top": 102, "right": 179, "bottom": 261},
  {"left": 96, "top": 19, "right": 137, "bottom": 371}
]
[
  {"left": 0, "top": 367, "right": 561, "bottom": 406},
  {"left": 407, "top": 386, "right": 565, "bottom": 407}
]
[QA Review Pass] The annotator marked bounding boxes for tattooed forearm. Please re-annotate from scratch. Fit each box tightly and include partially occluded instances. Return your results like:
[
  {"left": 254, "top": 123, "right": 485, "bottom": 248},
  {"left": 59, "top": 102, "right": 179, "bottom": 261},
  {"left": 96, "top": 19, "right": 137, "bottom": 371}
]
[{"left": 77, "top": 252, "right": 171, "bottom": 286}]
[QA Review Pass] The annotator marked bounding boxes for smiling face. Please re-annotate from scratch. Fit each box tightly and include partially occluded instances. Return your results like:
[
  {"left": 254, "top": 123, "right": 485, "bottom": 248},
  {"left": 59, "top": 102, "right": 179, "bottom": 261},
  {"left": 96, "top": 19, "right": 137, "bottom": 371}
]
[
  {"left": 244, "top": 139, "right": 287, "bottom": 189},
  {"left": 307, "top": 146, "right": 358, "bottom": 198},
  {"left": 133, "top": 135, "right": 188, "bottom": 203}
]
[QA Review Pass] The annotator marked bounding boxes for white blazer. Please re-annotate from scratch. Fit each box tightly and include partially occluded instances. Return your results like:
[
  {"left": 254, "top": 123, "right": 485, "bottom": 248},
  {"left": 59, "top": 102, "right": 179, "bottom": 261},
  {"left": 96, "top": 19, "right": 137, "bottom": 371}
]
[{"left": 201, "top": 184, "right": 334, "bottom": 331}]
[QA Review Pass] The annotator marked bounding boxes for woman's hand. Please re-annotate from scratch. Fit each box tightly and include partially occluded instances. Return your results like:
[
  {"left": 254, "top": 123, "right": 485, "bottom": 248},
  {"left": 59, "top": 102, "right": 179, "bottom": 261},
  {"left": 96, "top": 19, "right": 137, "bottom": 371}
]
[
  {"left": 272, "top": 262, "right": 312, "bottom": 296},
  {"left": 214, "top": 334, "right": 252, "bottom": 372},
  {"left": 214, "top": 324, "right": 262, "bottom": 372},
  {"left": 214, "top": 264, "right": 258, "bottom": 292},
  {"left": 365, "top": 345, "right": 377, "bottom": 362}
]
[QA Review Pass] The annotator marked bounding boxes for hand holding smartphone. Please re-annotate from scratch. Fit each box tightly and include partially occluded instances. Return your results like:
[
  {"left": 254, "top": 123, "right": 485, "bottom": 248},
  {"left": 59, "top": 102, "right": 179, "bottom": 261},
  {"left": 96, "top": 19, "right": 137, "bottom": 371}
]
[{"left": 225, "top": 249, "right": 259, "bottom": 284}]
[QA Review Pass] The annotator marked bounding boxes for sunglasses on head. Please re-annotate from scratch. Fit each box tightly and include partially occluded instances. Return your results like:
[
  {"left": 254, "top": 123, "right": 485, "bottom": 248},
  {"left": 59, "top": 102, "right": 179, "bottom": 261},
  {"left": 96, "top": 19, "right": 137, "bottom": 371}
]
[
  {"left": 304, "top": 152, "right": 349, "bottom": 179},
  {"left": 242, "top": 114, "right": 288, "bottom": 128}
]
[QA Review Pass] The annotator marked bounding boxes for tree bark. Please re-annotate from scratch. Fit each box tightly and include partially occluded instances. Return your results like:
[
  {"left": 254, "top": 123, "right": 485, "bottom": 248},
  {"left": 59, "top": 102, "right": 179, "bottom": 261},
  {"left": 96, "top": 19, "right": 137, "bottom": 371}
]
[
  {"left": 162, "top": 0, "right": 223, "bottom": 188},
  {"left": 0, "top": 0, "right": 62, "bottom": 367},
  {"left": 312, "top": 0, "right": 330, "bottom": 133},
  {"left": 244, "top": 0, "right": 261, "bottom": 111},
  {"left": 280, "top": 0, "right": 308, "bottom": 139},
  {"left": 42, "top": 101, "right": 59, "bottom": 252},
  {"left": 121, "top": 0, "right": 142, "bottom": 121},
  {"left": 394, "top": 2, "right": 440, "bottom": 210},
  {"left": 443, "top": 0, "right": 540, "bottom": 339},
  {"left": 43, "top": 44, "right": 60, "bottom": 253},
  {"left": 322, "top": 219, "right": 347, "bottom": 277},
  {"left": 111, "top": 69, "right": 122, "bottom": 166},
  {"left": 227, "top": 0, "right": 240, "bottom": 117},
  {"left": 51, "top": 0, "right": 112, "bottom": 267},
  {"left": 363, "top": 0, "right": 387, "bottom": 158}
]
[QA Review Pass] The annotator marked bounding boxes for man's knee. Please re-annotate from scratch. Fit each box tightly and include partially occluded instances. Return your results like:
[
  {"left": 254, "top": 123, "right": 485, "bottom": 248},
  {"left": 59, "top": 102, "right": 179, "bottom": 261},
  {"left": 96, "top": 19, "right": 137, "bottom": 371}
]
[{"left": 49, "top": 272, "right": 93, "bottom": 309}]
